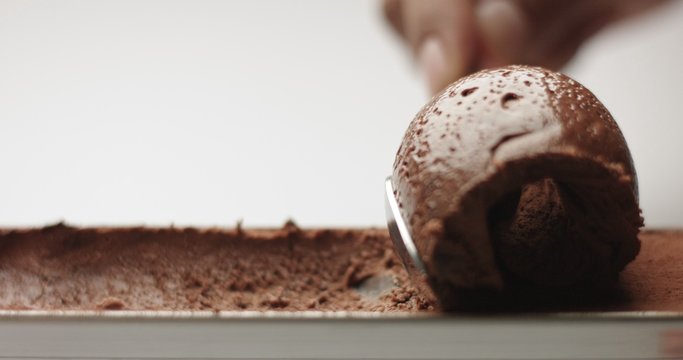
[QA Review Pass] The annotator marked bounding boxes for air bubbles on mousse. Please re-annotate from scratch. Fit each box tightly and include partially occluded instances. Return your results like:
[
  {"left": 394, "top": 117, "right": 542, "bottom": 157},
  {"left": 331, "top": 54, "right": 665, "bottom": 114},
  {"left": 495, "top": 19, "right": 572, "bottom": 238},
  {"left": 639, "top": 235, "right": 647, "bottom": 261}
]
[{"left": 390, "top": 65, "right": 642, "bottom": 310}]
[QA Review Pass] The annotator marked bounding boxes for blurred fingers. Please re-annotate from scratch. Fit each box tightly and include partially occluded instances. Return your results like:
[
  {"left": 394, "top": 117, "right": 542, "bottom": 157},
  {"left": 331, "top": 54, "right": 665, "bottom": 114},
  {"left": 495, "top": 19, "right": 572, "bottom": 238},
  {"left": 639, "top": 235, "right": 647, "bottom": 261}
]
[
  {"left": 475, "top": 0, "right": 529, "bottom": 68},
  {"left": 384, "top": 0, "right": 478, "bottom": 94}
]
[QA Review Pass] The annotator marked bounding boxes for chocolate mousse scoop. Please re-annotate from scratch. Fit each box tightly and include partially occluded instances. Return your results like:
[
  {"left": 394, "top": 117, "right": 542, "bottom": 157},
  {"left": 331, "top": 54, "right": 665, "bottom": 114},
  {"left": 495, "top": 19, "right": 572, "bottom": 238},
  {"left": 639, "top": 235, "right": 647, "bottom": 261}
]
[{"left": 390, "top": 65, "right": 643, "bottom": 310}]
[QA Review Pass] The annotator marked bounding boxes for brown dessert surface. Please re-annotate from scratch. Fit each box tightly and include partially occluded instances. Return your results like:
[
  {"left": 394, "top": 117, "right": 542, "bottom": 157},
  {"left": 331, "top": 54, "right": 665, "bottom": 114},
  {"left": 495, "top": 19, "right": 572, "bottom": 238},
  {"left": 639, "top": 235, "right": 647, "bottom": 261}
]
[
  {"left": 391, "top": 66, "right": 642, "bottom": 309},
  {"left": 0, "top": 224, "right": 680, "bottom": 312},
  {"left": 0, "top": 223, "right": 432, "bottom": 312}
]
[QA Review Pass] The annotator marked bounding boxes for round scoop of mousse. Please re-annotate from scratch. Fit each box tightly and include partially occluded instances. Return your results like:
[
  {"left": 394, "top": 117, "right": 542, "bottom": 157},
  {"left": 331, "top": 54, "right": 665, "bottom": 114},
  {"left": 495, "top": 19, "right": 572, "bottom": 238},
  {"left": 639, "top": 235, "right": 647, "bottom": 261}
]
[{"left": 391, "top": 65, "right": 642, "bottom": 310}]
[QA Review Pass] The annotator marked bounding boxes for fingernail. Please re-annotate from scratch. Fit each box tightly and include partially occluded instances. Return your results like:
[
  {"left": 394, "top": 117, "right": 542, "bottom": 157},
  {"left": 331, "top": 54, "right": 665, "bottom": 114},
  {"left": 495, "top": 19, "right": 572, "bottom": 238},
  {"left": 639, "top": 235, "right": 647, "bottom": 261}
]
[{"left": 418, "top": 37, "right": 448, "bottom": 95}]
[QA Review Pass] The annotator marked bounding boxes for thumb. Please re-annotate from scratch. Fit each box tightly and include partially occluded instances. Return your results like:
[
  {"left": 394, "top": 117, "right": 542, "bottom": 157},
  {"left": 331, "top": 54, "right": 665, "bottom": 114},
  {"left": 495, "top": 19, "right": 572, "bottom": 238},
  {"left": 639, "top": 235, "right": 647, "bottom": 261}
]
[{"left": 401, "top": 0, "right": 478, "bottom": 95}]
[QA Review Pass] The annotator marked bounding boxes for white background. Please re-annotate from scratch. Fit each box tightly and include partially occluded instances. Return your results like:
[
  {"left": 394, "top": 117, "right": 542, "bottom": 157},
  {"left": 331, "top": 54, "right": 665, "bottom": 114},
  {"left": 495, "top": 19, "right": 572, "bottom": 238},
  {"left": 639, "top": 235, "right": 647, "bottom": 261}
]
[{"left": 0, "top": 0, "right": 681, "bottom": 228}]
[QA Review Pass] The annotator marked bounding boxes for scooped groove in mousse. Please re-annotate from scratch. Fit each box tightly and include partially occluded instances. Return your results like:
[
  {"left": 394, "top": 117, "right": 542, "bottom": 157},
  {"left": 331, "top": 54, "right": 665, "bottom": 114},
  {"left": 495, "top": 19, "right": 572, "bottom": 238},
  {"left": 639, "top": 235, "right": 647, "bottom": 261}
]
[{"left": 391, "top": 65, "right": 643, "bottom": 310}]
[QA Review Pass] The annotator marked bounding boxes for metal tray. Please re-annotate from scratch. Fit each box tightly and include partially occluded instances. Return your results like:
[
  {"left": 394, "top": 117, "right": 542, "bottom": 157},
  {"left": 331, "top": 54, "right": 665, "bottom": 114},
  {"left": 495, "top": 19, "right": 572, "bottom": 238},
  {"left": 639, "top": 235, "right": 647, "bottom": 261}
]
[{"left": 1, "top": 310, "right": 682, "bottom": 359}]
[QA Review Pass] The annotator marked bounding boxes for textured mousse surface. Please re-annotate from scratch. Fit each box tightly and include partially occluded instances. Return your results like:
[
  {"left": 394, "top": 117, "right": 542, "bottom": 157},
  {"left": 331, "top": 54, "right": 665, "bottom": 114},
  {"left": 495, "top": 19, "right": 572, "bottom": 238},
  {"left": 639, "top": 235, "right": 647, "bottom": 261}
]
[
  {"left": 0, "top": 223, "right": 433, "bottom": 312},
  {"left": 0, "top": 224, "right": 681, "bottom": 312},
  {"left": 391, "top": 65, "right": 642, "bottom": 309}
]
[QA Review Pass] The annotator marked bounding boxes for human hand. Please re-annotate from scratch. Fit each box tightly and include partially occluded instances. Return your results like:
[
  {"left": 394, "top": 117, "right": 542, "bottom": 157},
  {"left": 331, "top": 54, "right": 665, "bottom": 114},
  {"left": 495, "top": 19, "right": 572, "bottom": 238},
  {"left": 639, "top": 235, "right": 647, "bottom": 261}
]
[{"left": 384, "top": 0, "right": 666, "bottom": 94}]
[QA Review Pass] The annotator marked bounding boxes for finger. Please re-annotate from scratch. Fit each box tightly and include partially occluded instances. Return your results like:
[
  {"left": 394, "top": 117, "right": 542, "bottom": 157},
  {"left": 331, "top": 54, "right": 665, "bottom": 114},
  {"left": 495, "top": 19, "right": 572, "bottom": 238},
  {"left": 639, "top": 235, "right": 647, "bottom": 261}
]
[
  {"left": 475, "top": 0, "right": 529, "bottom": 68},
  {"left": 383, "top": 0, "right": 405, "bottom": 37},
  {"left": 507, "top": 0, "right": 668, "bottom": 70},
  {"left": 536, "top": 0, "right": 670, "bottom": 68},
  {"left": 520, "top": 0, "right": 615, "bottom": 68},
  {"left": 401, "top": 0, "right": 478, "bottom": 94}
]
